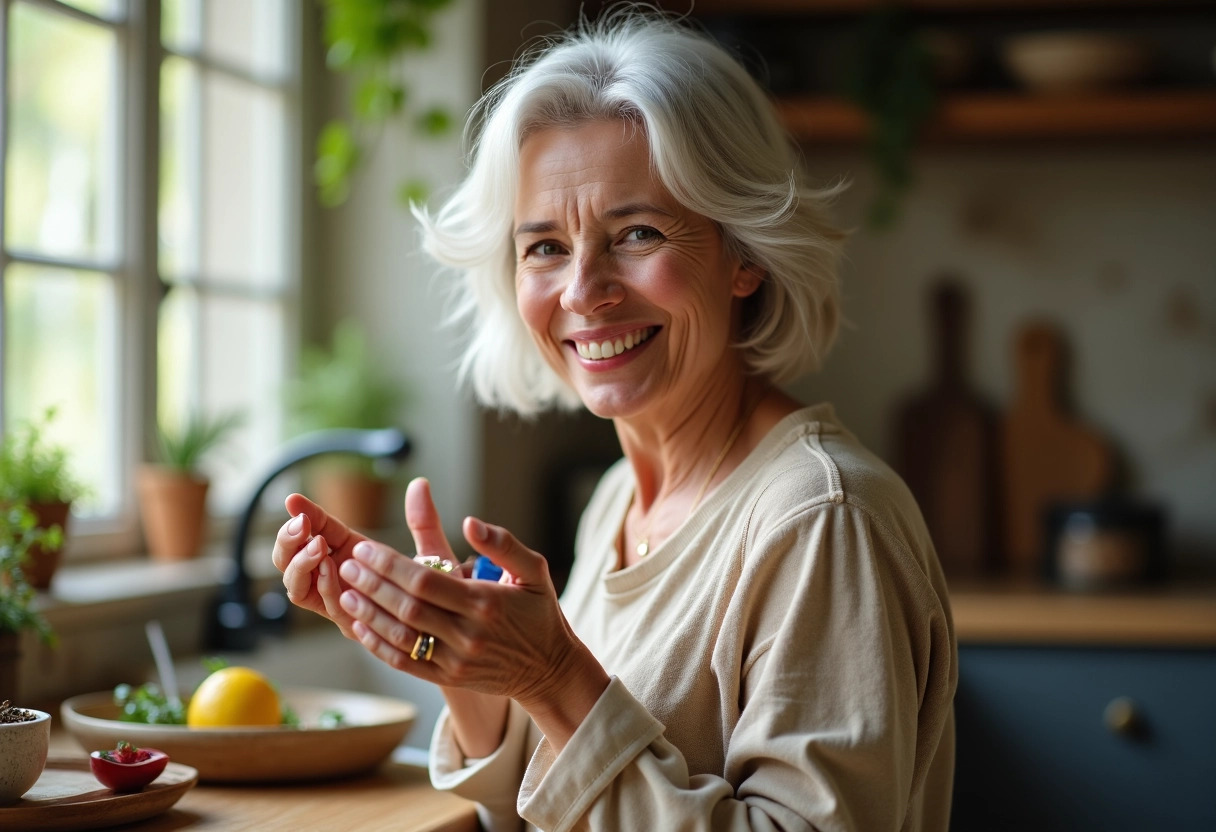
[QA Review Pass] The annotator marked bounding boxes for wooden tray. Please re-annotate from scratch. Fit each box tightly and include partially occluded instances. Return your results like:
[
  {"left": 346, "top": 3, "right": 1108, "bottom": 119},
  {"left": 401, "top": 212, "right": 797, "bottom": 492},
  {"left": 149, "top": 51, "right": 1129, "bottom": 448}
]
[{"left": 0, "top": 757, "right": 197, "bottom": 831}]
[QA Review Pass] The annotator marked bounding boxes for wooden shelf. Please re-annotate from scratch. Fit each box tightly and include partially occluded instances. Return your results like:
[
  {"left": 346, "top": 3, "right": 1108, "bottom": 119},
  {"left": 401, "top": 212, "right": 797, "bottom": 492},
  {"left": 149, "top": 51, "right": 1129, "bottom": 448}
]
[
  {"left": 776, "top": 90, "right": 1216, "bottom": 143},
  {"left": 949, "top": 581, "right": 1216, "bottom": 646}
]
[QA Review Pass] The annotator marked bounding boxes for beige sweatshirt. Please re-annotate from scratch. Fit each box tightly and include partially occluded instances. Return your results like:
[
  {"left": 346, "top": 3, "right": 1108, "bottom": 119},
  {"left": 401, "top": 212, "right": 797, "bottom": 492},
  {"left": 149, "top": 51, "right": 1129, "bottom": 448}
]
[{"left": 430, "top": 404, "right": 957, "bottom": 832}]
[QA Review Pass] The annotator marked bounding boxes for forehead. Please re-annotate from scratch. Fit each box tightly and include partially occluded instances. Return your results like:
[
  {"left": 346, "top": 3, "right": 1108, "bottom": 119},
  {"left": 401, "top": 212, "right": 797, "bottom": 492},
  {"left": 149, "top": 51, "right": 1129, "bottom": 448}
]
[{"left": 515, "top": 120, "right": 667, "bottom": 212}]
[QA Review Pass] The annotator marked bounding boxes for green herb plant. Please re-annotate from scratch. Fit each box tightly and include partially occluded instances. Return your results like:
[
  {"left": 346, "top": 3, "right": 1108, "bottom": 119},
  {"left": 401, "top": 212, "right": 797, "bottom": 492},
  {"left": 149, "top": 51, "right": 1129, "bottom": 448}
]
[
  {"left": 0, "top": 502, "right": 61, "bottom": 644},
  {"left": 845, "top": 6, "right": 937, "bottom": 229},
  {"left": 284, "top": 319, "right": 407, "bottom": 436},
  {"left": 315, "top": 0, "right": 457, "bottom": 208},
  {"left": 155, "top": 410, "right": 245, "bottom": 474},
  {"left": 0, "top": 407, "right": 87, "bottom": 505}
]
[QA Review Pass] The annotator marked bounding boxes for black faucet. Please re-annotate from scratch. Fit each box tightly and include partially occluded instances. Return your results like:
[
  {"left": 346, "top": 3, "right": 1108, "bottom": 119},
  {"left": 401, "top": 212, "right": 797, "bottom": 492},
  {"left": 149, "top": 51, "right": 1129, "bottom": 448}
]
[{"left": 205, "top": 427, "right": 411, "bottom": 651}]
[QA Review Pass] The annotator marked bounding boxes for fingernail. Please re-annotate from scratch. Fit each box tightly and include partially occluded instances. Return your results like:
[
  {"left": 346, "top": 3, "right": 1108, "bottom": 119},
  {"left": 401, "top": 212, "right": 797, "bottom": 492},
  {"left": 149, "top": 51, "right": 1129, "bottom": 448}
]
[
  {"left": 339, "top": 590, "right": 359, "bottom": 612},
  {"left": 287, "top": 514, "right": 304, "bottom": 535},
  {"left": 340, "top": 559, "right": 360, "bottom": 582},
  {"left": 468, "top": 517, "right": 488, "bottom": 541},
  {"left": 353, "top": 541, "right": 373, "bottom": 558},
  {"left": 319, "top": 558, "right": 330, "bottom": 577}
]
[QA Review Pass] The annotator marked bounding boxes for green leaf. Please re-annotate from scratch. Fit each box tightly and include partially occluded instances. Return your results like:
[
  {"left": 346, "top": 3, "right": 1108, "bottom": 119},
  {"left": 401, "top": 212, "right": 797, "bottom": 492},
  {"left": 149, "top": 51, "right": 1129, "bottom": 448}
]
[
  {"left": 355, "top": 77, "right": 406, "bottom": 121},
  {"left": 398, "top": 179, "right": 430, "bottom": 208},
  {"left": 415, "top": 106, "right": 452, "bottom": 137}
]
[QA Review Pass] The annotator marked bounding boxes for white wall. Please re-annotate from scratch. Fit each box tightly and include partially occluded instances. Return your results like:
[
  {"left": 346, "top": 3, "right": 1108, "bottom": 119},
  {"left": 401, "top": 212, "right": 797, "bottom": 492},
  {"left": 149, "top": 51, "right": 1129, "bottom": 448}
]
[
  {"left": 792, "top": 143, "right": 1216, "bottom": 565},
  {"left": 320, "top": 0, "right": 485, "bottom": 543}
]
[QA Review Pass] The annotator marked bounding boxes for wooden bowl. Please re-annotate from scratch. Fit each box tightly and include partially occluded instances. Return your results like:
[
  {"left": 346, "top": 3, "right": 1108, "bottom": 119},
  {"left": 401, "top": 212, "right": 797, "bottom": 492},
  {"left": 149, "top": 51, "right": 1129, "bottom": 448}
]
[
  {"left": 1002, "top": 32, "right": 1153, "bottom": 94},
  {"left": 61, "top": 688, "right": 416, "bottom": 783}
]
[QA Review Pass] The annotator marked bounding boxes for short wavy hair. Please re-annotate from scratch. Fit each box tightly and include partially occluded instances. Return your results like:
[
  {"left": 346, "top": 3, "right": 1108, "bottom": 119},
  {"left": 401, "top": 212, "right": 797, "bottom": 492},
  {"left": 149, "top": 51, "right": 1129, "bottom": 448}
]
[{"left": 415, "top": 8, "right": 846, "bottom": 416}]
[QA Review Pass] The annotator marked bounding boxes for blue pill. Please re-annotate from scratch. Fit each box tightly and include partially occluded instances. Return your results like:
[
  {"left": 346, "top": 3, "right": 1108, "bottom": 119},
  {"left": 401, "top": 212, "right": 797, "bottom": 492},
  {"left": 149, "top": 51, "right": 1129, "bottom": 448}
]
[{"left": 472, "top": 556, "right": 503, "bottom": 581}]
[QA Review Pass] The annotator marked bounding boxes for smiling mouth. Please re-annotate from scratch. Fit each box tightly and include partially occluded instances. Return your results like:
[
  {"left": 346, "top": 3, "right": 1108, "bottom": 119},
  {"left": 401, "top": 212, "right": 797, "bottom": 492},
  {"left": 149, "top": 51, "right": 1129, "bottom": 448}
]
[{"left": 573, "top": 326, "right": 656, "bottom": 360}]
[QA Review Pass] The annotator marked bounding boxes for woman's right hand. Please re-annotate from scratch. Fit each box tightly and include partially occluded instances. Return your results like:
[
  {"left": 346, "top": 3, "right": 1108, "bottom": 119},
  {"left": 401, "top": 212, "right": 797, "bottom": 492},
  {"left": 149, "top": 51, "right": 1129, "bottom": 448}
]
[{"left": 272, "top": 492, "right": 369, "bottom": 639}]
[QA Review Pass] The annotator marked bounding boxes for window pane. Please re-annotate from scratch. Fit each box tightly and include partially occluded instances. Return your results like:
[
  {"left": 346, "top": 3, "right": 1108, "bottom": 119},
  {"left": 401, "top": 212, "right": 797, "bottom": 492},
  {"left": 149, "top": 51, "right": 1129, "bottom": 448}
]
[
  {"left": 4, "top": 264, "right": 119, "bottom": 516},
  {"left": 163, "top": 0, "right": 288, "bottom": 78},
  {"left": 161, "top": 0, "right": 200, "bottom": 52},
  {"left": 159, "top": 56, "right": 200, "bottom": 279},
  {"left": 201, "top": 72, "right": 286, "bottom": 287},
  {"left": 59, "top": 0, "right": 125, "bottom": 19},
  {"left": 7, "top": 3, "right": 119, "bottom": 262},
  {"left": 159, "top": 289, "right": 284, "bottom": 512}
]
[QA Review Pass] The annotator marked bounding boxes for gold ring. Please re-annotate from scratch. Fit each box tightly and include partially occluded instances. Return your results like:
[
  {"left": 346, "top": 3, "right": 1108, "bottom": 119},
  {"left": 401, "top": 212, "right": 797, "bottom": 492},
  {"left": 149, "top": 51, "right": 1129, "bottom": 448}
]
[{"left": 410, "top": 632, "right": 435, "bottom": 662}]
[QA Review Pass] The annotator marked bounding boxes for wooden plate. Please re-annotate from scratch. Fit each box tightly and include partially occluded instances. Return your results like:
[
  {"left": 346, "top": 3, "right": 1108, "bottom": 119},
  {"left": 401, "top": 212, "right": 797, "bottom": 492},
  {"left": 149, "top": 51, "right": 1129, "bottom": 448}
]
[
  {"left": 0, "top": 757, "right": 196, "bottom": 831},
  {"left": 61, "top": 687, "right": 416, "bottom": 783}
]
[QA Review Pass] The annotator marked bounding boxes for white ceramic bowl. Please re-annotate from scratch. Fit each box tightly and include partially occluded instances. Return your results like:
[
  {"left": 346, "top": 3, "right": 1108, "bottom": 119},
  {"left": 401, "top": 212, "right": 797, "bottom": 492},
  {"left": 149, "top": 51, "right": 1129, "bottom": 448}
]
[
  {"left": 1002, "top": 32, "right": 1153, "bottom": 94},
  {"left": 62, "top": 688, "right": 415, "bottom": 783},
  {"left": 0, "top": 709, "right": 50, "bottom": 803}
]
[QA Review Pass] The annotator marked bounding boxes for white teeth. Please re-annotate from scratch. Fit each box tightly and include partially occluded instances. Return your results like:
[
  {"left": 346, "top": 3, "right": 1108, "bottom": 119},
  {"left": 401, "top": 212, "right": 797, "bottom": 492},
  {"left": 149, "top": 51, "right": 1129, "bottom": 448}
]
[{"left": 575, "top": 327, "right": 653, "bottom": 361}]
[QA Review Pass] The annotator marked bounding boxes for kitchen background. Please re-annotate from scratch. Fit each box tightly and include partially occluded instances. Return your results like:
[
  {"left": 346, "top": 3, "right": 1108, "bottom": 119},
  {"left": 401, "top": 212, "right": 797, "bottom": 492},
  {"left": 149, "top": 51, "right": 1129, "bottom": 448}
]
[{"left": 9, "top": 0, "right": 1215, "bottom": 829}]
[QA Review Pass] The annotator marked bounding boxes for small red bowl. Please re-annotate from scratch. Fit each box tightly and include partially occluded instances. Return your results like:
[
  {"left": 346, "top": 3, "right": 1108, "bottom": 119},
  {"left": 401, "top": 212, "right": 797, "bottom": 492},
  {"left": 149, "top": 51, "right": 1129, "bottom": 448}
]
[{"left": 89, "top": 747, "right": 170, "bottom": 792}]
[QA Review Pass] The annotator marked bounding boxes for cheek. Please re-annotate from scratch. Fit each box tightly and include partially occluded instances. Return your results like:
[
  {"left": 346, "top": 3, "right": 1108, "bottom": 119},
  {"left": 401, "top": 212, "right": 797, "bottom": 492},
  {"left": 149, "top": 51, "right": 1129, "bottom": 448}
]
[{"left": 515, "top": 274, "right": 560, "bottom": 348}]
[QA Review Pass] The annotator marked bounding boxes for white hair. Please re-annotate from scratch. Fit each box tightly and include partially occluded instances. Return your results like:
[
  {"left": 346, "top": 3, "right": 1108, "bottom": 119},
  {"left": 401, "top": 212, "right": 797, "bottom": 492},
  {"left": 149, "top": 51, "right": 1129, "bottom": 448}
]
[{"left": 415, "top": 7, "right": 846, "bottom": 416}]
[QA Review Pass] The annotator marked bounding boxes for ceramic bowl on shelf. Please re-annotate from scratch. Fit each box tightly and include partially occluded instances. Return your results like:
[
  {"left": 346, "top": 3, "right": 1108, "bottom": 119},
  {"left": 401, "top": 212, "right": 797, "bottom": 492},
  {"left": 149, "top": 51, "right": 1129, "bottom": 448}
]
[
  {"left": 1002, "top": 31, "right": 1154, "bottom": 94},
  {"left": 0, "top": 707, "right": 51, "bottom": 803},
  {"left": 61, "top": 688, "right": 416, "bottom": 783}
]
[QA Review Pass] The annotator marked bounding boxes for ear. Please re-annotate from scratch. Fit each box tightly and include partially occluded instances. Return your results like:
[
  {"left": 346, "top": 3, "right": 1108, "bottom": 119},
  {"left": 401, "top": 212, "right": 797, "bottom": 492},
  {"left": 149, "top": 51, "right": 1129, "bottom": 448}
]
[{"left": 731, "top": 262, "right": 765, "bottom": 299}]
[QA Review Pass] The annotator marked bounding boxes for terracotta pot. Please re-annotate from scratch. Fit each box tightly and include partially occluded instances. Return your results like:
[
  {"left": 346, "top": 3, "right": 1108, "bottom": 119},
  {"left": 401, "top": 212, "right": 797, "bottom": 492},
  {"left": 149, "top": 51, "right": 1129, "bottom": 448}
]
[
  {"left": 309, "top": 469, "right": 390, "bottom": 531},
  {"left": 137, "top": 465, "right": 210, "bottom": 561},
  {"left": 24, "top": 501, "right": 71, "bottom": 590}
]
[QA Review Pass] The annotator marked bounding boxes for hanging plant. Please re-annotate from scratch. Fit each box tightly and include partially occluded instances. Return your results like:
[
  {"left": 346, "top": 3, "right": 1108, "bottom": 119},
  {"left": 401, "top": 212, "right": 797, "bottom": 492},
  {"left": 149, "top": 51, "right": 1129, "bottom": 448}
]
[
  {"left": 315, "top": 0, "right": 457, "bottom": 208},
  {"left": 845, "top": 6, "right": 937, "bottom": 229}
]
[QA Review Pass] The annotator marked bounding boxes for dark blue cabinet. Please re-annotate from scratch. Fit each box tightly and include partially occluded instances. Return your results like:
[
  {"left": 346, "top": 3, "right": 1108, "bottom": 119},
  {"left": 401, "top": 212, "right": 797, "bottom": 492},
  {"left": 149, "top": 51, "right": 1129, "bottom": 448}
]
[{"left": 952, "top": 646, "right": 1216, "bottom": 831}]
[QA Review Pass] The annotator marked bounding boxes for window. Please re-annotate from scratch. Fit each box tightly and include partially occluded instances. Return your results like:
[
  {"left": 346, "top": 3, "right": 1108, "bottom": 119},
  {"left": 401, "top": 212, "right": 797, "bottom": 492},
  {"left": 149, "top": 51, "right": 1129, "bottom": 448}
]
[{"left": 2, "top": 0, "right": 300, "bottom": 557}]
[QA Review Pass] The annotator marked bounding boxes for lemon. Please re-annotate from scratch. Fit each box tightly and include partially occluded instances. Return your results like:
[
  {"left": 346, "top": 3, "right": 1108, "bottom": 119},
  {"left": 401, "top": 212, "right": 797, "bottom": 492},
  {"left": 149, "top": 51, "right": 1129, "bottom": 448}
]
[{"left": 186, "top": 666, "right": 281, "bottom": 727}]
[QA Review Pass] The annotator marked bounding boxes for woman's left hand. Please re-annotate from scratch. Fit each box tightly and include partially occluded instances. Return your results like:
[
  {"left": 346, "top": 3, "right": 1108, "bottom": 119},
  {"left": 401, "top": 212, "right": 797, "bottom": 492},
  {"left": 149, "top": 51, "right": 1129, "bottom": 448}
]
[{"left": 337, "top": 512, "right": 608, "bottom": 717}]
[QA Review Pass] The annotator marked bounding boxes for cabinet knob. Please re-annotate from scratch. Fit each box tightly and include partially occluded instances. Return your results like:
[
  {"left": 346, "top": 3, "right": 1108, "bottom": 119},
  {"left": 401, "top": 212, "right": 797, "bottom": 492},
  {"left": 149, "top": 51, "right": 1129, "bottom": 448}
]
[{"left": 1104, "top": 696, "right": 1141, "bottom": 736}]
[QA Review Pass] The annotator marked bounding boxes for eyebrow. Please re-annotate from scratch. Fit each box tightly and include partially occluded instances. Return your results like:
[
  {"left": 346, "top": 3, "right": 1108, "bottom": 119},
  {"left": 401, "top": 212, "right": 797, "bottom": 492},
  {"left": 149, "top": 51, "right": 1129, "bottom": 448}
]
[{"left": 512, "top": 203, "right": 674, "bottom": 237}]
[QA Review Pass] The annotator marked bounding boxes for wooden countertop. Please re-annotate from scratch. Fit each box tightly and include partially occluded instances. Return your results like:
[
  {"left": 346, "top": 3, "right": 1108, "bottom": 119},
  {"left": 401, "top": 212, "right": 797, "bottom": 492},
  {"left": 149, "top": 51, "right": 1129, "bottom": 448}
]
[
  {"left": 949, "top": 580, "right": 1216, "bottom": 647},
  {"left": 47, "top": 731, "right": 478, "bottom": 832}
]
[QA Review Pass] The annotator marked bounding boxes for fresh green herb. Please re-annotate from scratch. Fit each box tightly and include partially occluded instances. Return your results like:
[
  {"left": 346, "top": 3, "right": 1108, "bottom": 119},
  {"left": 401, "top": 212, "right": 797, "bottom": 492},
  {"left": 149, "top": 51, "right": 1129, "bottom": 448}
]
[
  {"left": 114, "top": 683, "right": 185, "bottom": 725},
  {"left": 319, "top": 708, "right": 347, "bottom": 729},
  {"left": 201, "top": 656, "right": 230, "bottom": 674},
  {"left": 281, "top": 703, "right": 301, "bottom": 728}
]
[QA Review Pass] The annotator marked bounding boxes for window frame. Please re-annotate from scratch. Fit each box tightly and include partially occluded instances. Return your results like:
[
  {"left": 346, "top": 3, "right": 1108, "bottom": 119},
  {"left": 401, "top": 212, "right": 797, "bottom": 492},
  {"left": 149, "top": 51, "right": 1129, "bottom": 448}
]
[{"left": 0, "top": 0, "right": 307, "bottom": 561}]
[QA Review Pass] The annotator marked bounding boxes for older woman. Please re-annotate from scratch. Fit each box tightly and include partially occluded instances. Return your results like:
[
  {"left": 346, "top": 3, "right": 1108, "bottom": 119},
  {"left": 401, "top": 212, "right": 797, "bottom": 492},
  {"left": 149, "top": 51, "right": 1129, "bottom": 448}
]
[{"left": 274, "top": 10, "right": 955, "bottom": 832}]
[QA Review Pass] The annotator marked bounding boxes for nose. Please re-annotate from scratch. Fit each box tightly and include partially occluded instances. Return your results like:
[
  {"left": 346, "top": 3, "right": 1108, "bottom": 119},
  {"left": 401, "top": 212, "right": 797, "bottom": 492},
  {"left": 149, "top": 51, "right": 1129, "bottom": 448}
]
[{"left": 560, "top": 251, "right": 625, "bottom": 316}]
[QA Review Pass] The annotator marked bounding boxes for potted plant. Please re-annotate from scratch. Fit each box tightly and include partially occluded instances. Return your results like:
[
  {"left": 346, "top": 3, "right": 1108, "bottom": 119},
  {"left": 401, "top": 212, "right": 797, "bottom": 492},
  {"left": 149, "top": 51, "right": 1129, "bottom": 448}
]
[
  {"left": 0, "top": 502, "right": 58, "bottom": 698},
  {"left": 137, "top": 411, "right": 244, "bottom": 562},
  {"left": 0, "top": 408, "right": 85, "bottom": 589},
  {"left": 283, "top": 319, "right": 408, "bottom": 529}
]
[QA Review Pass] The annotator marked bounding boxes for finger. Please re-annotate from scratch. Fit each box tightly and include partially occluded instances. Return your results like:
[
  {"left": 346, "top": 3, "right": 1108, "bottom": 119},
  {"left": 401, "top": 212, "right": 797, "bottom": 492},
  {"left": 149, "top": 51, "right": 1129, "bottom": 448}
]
[
  {"left": 285, "top": 492, "right": 362, "bottom": 551},
  {"left": 463, "top": 517, "right": 547, "bottom": 587},
  {"left": 316, "top": 550, "right": 356, "bottom": 637},
  {"left": 405, "top": 478, "right": 455, "bottom": 560},
  {"left": 346, "top": 538, "right": 472, "bottom": 616},
  {"left": 282, "top": 536, "right": 326, "bottom": 613},
  {"left": 350, "top": 619, "right": 445, "bottom": 682},
  {"left": 272, "top": 510, "right": 313, "bottom": 572}
]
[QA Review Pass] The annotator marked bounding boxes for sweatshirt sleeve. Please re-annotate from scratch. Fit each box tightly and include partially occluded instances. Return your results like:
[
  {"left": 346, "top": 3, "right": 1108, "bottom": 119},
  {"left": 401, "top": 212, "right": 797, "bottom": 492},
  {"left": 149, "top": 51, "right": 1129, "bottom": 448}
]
[
  {"left": 516, "top": 500, "right": 956, "bottom": 832},
  {"left": 429, "top": 697, "right": 536, "bottom": 832}
]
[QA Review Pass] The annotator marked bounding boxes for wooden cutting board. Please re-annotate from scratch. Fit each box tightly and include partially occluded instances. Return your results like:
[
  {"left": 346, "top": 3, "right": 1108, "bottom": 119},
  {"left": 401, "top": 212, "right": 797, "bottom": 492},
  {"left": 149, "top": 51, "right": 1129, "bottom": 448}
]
[
  {"left": 894, "top": 280, "right": 999, "bottom": 578},
  {"left": 1001, "top": 322, "right": 1114, "bottom": 576}
]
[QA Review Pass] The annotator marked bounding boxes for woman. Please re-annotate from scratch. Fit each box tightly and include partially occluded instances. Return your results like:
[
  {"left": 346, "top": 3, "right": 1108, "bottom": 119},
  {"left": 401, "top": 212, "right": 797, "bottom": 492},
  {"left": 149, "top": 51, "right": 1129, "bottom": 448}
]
[{"left": 274, "top": 10, "right": 956, "bottom": 831}]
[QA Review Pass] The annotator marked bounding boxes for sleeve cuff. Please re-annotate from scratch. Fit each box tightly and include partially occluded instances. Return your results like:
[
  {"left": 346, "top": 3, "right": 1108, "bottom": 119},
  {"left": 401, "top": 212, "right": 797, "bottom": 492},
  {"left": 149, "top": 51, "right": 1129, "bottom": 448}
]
[
  {"left": 430, "top": 699, "right": 533, "bottom": 831},
  {"left": 518, "top": 676, "right": 665, "bottom": 832}
]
